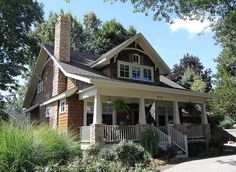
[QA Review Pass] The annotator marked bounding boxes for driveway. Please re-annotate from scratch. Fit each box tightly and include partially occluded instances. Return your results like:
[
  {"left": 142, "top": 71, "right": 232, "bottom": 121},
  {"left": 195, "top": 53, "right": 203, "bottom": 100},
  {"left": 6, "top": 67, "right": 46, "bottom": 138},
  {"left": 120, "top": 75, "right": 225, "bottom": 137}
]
[{"left": 164, "top": 155, "right": 236, "bottom": 172}]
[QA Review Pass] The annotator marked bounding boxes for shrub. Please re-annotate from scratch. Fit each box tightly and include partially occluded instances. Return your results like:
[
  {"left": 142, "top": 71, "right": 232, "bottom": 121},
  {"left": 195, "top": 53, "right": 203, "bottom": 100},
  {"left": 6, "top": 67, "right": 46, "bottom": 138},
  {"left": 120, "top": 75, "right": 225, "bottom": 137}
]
[
  {"left": 188, "top": 142, "right": 206, "bottom": 157},
  {"left": 83, "top": 144, "right": 101, "bottom": 163},
  {"left": 140, "top": 128, "right": 159, "bottom": 157},
  {"left": 111, "top": 140, "right": 147, "bottom": 167},
  {"left": 219, "top": 118, "right": 234, "bottom": 129},
  {"left": 0, "top": 122, "right": 81, "bottom": 172},
  {"left": 99, "top": 148, "right": 115, "bottom": 161}
]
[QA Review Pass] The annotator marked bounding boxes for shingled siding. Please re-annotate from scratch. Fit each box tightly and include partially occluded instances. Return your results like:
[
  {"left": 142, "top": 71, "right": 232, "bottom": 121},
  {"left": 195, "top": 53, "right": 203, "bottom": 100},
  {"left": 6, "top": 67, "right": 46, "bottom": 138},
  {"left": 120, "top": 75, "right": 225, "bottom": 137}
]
[
  {"left": 32, "top": 59, "right": 54, "bottom": 105},
  {"left": 58, "top": 94, "right": 84, "bottom": 133},
  {"left": 101, "top": 49, "right": 160, "bottom": 85},
  {"left": 68, "top": 94, "right": 84, "bottom": 132}
]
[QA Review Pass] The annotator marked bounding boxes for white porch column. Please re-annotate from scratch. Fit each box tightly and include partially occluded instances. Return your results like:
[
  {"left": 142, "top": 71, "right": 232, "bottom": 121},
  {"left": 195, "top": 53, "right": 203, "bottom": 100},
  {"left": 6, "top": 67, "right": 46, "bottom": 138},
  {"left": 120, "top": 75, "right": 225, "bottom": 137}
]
[
  {"left": 83, "top": 100, "right": 87, "bottom": 126},
  {"left": 139, "top": 97, "right": 146, "bottom": 124},
  {"left": 112, "top": 109, "right": 117, "bottom": 125},
  {"left": 201, "top": 103, "right": 208, "bottom": 124},
  {"left": 173, "top": 101, "right": 180, "bottom": 124},
  {"left": 93, "top": 92, "right": 102, "bottom": 124}
]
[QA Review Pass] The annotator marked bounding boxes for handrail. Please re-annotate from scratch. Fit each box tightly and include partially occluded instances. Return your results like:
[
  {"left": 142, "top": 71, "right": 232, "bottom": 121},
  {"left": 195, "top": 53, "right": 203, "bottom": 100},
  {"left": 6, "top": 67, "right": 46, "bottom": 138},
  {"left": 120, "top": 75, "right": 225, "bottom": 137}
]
[
  {"left": 152, "top": 126, "right": 171, "bottom": 148},
  {"left": 168, "top": 125, "right": 188, "bottom": 156}
]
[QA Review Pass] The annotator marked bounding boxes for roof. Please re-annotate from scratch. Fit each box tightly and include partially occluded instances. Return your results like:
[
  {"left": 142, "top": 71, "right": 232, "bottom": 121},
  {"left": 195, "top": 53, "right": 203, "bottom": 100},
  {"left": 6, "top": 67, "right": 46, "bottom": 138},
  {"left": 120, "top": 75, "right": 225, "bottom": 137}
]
[
  {"left": 91, "top": 33, "right": 171, "bottom": 75},
  {"left": 23, "top": 34, "right": 211, "bottom": 108}
]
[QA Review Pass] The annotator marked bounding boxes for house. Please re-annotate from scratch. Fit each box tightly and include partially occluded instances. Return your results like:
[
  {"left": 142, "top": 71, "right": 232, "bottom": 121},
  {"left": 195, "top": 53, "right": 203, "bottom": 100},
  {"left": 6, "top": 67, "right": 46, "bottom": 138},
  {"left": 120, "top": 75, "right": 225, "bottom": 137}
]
[{"left": 23, "top": 16, "right": 211, "bottom": 156}]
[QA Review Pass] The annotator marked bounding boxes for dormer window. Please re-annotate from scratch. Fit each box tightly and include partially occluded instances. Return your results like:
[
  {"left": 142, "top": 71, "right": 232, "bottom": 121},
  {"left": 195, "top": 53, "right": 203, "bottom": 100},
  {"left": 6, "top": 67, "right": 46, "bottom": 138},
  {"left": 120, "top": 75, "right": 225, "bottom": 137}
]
[
  {"left": 37, "top": 81, "right": 43, "bottom": 94},
  {"left": 118, "top": 60, "right": 154, "bottom": 82},
  {"left": 132, "top": 54, "right": 140, "bottom": 64}
]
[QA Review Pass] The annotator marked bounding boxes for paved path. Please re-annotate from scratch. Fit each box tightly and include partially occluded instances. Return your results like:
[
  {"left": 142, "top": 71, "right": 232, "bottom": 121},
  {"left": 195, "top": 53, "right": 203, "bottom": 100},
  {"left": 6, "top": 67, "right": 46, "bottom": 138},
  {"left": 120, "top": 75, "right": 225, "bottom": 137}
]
[{"left": 164, "top": 155, "right": 236, "bottom": 172}]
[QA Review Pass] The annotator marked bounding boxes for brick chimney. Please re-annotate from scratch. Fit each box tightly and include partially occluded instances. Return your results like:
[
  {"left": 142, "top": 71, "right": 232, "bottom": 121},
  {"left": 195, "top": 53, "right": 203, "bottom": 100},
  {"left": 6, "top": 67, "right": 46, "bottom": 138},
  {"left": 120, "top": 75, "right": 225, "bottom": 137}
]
[{"left": 54, "top": 16, "right": 71, "bottom": 62}]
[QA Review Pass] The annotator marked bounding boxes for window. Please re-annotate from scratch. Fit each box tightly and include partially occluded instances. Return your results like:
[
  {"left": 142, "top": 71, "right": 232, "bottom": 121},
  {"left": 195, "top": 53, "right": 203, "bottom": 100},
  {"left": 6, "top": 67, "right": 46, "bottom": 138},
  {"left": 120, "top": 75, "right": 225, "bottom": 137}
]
[
  {"left": 131, "top": 66, "right": 141, "bottom": 80},
  {"left": 132, "top": 54, "right": 140, "bottom": 64},
  {"left": 102, "top": 103, "right": 113, "bottom": 114},
  {"left": 118, "top": 61, "right": 154, "bottom": 82},
  {"left": 102, "top": 103, "right": 113, "bottom": 125},
  {"left": 143, "top": 68, "right": 152, "bottom": 81},
  {"left": 59, "top": 99, "right": 66, "bottom": 114},
  {"left": 119, "top": 64, "right": 129, "bottom": 78},
  {"left": 45, "top": 105, "right": 50, "bottom": 117},
  {"left": 37, "top": 81, "right": 43, "bottom": 94}
]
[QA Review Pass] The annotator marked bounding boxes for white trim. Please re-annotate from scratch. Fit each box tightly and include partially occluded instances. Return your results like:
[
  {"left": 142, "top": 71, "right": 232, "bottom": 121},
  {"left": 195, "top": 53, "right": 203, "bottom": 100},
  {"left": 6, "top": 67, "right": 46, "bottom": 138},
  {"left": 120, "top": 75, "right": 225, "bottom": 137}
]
[
  {"left": 40, "top": 87, "right": 78, "bottom": 106},
  {"left": 42, "top": 46, "right": 91, "bottom": 84},
  {"left": 117, "top": 60, "right": 154, "bottom": 82},
  {"left": 24, "top": 104, "right": 39, "bottom": 113},
  {"left": 45, "top": 105, "right": 50, "bottom": 118},
  {"left": 91, "top": 78, "right": 212, "bottom": 99},
  {"left": 83, "top": 99, "right": 87, "bottom": 126}
]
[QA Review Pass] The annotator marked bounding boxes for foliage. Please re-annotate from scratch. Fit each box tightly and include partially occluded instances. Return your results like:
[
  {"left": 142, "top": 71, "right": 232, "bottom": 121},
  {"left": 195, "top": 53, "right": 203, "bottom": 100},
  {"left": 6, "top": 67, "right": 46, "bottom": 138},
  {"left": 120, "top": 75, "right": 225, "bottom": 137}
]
[
  {"left": 140, "top": 128, "right": 159, "bottom": 157},
  {"left": 169, "top": 54, "right": 212, "bottom": 92},
  {"left": 219, "top": 117, "right": 234, "bottom": 129},
  {"left": 105, "top": 0, "right": 235, "bottom": 24},
  {"left": 112, "top": 99, "right": 130, "bottom": 113},
  {"left": 191, "top": 77, "right": 207, "bottom": 93},
  {"left": 83, "top": 144, "right": 101, "bottom": 163},
  {"left": 4, "top": 83, "right": 27, "bottom": 114},
  {"left": 0, "top": 0, "right": 43, "bottom": 102},
  {"left": 112, "top": 140, "right": 148, "bottom": 167},
  {"left": 99, "top": 148, "right": 115, "bottom": 161},
  {"left": 0, "top": 122, "right": 81, "bottom": 172},
  {"left": 188, "top": 142, "right": 206, "bottom": 157}
]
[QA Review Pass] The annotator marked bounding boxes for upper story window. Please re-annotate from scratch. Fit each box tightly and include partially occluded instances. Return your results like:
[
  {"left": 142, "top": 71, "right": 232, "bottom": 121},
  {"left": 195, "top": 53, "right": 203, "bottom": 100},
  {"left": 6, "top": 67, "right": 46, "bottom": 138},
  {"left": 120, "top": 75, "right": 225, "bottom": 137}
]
[
  {"left": 120, "top": 64, "right": 129, "bottom": 78},
  {"left": 118, "top": 60, "right": 154, "bottom": 82},
  {"left": 132, "top": 54, "right": 140, "bottom": 64},
  {"left": 37, "top": 81, "right": 43, "bottom": 94},
  {"left": 59, "top": 99, "right": 66, "bottom": 114},
  {"left": 45, "top": 105, "right": 50, "bottom": 117}
]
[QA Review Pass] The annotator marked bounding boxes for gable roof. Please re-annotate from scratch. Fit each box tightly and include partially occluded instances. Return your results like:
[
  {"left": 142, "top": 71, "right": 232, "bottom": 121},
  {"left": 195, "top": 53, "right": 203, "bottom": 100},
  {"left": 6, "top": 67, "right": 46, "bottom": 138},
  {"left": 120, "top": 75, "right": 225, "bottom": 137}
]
[{"left": 91, "top": 33, "right": 171, "bottom": 75}]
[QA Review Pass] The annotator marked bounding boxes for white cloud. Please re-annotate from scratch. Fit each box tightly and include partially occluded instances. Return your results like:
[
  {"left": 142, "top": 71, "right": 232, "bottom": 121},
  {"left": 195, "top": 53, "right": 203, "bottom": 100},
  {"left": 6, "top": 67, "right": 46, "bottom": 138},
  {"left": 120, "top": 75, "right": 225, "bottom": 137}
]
[{"left": 169, "top": 19, "right": 211, "bottom": 35}]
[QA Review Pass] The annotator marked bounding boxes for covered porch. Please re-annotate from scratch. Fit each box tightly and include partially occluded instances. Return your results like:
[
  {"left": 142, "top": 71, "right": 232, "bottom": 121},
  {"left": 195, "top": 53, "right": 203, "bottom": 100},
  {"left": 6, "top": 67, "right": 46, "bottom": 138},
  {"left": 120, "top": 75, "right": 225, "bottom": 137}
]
[{"left": 79, "top": 80, "right": 211, "bottom": 146}]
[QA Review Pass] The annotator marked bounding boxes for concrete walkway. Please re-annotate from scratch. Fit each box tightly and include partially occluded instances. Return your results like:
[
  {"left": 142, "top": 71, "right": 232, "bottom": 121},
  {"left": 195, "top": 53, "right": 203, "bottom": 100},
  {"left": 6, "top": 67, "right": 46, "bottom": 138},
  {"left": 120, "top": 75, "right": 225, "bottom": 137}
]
[{"left": 164, "top": 155, "right": 236, "bottom": 172}]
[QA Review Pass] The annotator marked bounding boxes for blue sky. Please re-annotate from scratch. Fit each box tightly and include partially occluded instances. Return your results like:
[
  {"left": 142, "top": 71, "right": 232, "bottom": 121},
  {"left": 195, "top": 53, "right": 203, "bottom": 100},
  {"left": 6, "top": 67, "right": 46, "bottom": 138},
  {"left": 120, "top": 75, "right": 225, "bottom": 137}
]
[{"left": 38, "top": 0, "right": 221, "bottom": 74}]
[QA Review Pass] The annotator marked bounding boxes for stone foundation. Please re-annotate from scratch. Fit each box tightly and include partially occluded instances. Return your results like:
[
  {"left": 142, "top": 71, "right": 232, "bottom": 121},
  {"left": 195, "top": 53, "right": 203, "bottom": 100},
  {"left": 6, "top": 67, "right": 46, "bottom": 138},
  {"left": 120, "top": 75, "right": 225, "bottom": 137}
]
[{"left": 90, "top": 124, "right": 105, "bottom": 145}]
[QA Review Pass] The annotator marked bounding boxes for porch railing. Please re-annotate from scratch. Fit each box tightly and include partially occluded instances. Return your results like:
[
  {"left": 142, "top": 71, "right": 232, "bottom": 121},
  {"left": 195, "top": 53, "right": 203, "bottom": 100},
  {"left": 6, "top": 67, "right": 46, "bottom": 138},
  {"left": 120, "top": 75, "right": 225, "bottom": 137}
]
[
  {"left": 182, "top": 123, "right": 204, "bottom": 138},
  {"left": 104, "top": 125, "right": 138, "bottom": 142},
  {"left": 80, "top": 126, "right": 90, "bottom": 142},
  {"left": 151, "top": 126, "right": 171, "bottom": 148},
  {"left": 168, "top": 125, "right": 188, "bottom": 156}
]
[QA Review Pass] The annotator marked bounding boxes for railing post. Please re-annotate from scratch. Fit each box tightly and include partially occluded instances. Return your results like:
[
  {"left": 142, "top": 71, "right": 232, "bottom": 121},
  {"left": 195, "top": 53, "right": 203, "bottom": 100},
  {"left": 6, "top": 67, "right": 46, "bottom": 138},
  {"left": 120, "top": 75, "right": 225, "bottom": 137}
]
[
  {"left": 167, "top": 124, "right": 171, "bottom": 135},
  {"left": 168, "top": 135, "right": 172, "bottom": 146},
  {"left": 184, "top": 135, "right": 188, "bottom": 157}
]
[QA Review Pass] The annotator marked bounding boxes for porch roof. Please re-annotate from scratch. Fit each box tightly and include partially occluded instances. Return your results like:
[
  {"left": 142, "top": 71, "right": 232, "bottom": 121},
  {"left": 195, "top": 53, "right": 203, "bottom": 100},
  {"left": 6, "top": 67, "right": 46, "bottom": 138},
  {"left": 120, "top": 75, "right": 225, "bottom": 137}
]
[{"left": 79, "top": 77, "right": 213, "bottom": 103}]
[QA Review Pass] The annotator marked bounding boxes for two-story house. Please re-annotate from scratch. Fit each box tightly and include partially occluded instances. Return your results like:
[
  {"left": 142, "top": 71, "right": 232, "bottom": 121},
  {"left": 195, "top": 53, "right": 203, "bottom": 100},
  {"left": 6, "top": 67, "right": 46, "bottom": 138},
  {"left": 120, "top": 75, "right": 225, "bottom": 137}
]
[{"left": 23, "top": 16, "right": 211, "bottom": 156}]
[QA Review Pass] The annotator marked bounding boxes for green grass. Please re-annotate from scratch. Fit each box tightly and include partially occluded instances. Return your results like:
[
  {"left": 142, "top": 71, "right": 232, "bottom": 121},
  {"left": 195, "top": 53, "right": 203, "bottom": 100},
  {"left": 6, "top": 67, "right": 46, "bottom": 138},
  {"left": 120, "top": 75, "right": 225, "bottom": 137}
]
[{"left": 0, "top": 122, "right": 81, "bottom": 172}]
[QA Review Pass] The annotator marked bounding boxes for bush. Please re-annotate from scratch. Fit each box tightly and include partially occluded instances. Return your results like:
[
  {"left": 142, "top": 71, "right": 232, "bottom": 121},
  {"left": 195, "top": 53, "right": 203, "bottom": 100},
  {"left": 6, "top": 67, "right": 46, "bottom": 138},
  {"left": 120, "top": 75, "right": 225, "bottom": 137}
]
[
  {"left": 99, "top": 148, "right": 115, "bottom": 161},
  {"left": 111, "top": 140, "right": 148, "bottom": 167},
  {"left": 219, "top": 118, "right": 234, "bottom": 129},
  {"left": 83, "top": 144, "right": 101, "bottom": 163},
  {"left": 140, "top": 128, "right": 159, "bottom": 157},
  {"left": 188, "top": 142, "right": 206, "bottom": 157},
  {"left": 0, "top": 122, "right": 81, "bottom": 172}
]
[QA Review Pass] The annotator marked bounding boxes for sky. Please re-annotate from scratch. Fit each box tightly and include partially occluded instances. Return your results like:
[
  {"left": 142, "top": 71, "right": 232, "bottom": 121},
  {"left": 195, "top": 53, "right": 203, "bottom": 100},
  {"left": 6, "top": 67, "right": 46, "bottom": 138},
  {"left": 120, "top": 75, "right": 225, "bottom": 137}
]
[{"left": 38, "top": 0, "right": 221, "bottom": 74}]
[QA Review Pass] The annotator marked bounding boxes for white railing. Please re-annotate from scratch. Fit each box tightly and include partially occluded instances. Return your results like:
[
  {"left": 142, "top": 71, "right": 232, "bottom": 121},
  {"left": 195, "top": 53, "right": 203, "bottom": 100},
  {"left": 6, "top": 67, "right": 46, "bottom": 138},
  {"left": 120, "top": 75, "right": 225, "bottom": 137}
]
[
  {"left": 168, "top": 125, "right": 188, "bottom": 156},
  {"left": 104, "top": 125, "right": 138, "bottom": 142},
  {"left": 80, "top": 126, "right": 90, "bottom": 142},
  {"left": 152, "top": 126, "right": 171, "bottom": 149}
]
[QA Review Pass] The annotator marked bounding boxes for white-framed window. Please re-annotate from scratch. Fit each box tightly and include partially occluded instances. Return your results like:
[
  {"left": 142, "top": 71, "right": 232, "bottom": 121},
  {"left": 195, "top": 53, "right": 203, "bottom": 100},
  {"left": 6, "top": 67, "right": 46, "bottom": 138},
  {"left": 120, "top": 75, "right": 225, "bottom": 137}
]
[
  {"left": 37, "top": 81, "right": 43, "bottom": 94},
  {"left": 143, "top": 68, "right": 152, "bottom": 81},
  {"left": 87, "top": 102, "right": 94, "bottom": 113},
  {"left": 45, "top": 105, "right": 50, "bottom": 117},
  {"left": 59, "top": 99, "right": 66, "bottom": 114},
  {"left": 131, "top": 66, "right": 141, "bottom": 80},
  {"left": 119, "top": 63, "right": 129, "bottom": 78},
  {"left": 118, "top": 60, "right": 154, "bottom": 82},
  {"left": 132, "top": 54, "right": 140, "bottom": 64},
  {"left": 102, "top": 103, "right": 113, "bottom": 114}
]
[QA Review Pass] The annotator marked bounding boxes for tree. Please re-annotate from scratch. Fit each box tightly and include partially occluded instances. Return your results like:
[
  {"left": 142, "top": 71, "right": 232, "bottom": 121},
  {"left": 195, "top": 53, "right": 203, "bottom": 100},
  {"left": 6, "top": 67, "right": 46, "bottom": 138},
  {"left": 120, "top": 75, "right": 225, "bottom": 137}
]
[
  {"left": 169, "top": 54, "right": 212, "bottom": 92},
  {"left": 0, "top": 0, "right": 43, "bottom": 107},
  {"left": 94, "top": 19, "right": 137, "bottom": 54}
]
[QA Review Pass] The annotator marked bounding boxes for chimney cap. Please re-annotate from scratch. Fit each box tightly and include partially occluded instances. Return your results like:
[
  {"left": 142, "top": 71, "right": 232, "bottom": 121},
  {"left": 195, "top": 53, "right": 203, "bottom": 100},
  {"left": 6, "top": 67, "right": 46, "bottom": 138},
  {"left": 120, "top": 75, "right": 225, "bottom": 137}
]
[{"left": 56, "top": 16, "right": 69, "bottom": 24}]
